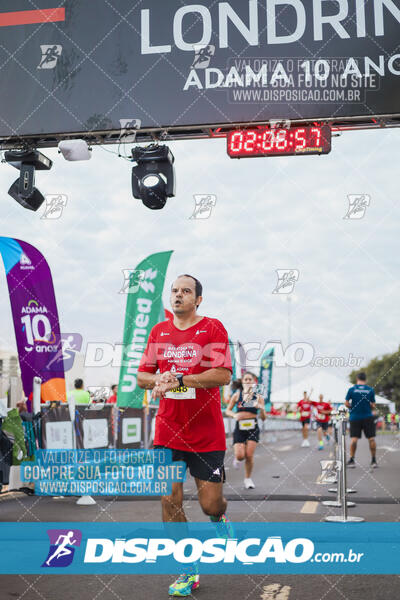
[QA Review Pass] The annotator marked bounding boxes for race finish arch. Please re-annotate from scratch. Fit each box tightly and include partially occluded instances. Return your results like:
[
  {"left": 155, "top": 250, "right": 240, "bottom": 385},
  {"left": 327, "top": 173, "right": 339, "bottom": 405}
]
[{"left": 0, "top": 0, "right": 400, "bottom": 150}]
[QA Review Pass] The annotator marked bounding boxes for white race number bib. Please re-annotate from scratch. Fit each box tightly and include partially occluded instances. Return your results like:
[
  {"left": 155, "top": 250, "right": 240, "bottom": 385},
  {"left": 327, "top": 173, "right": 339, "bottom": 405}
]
[
  {"left": 164, "top": 385, "right": 196, "bottom": 400},
  {"left": 238, "top": 418, "right": 257, "bottom": 431}
]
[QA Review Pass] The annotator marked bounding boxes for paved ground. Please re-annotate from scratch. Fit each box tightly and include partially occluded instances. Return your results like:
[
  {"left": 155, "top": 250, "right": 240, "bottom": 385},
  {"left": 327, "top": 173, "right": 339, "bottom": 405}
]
[{"left": 1, "top": 430, "right": 399, "bottom": 599}]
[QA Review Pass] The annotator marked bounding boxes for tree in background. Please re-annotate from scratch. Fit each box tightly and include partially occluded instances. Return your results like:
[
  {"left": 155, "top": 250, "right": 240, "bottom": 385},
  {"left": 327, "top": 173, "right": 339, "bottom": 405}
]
[{"left": 349, "top": 346, "right": 400, "bottom": 411}]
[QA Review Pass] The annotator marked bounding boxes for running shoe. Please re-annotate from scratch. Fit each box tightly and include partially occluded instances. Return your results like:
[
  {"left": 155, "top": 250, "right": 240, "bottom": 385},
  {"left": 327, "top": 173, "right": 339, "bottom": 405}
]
[
  {"left": 301, "top": 439, "right": 310, "bottom": 448},
  {"left": 370, "top": 459, "right": 378, "bottom": 468},
  {"left": 318, "top": 441, "right": 324, "bottom": 451},
  {"left": 233, "top": 457, "right": 240, "bottom": 469},
  {"left": 210, "top": 514, "right": 235, "bottom": 539},
  {"left": 244, "top": 478, "right": 255, "bottom": 489},
  {"left": 168, "top": 573, "right": 200, "bottom": 596},
  {"left": 347, "top": 457, "right": 356, "bottom": 468},
  {"left": 325, "top": 434, "right": 331, "bottom": 442}
]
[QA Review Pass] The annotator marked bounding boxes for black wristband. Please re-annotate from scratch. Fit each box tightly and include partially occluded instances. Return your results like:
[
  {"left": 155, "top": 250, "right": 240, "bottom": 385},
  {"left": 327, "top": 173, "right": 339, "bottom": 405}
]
[{"left": 176, "top": 374, "right": 184, "bottom": 388}]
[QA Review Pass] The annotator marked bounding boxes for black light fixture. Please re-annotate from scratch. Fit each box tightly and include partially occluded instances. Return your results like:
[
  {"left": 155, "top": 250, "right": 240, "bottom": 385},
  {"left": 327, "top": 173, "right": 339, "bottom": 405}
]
[
  {"left": 5, "top": 149, "right": 52, "bottom": 211},
  {"left": 131, "top": 144, "right": 175, "bottom": 210}
]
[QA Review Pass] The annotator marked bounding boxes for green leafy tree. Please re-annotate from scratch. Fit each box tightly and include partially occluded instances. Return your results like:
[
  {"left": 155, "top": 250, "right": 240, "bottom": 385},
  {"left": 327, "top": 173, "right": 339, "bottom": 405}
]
[{"left": 349, "top": 346, "right": 400, "bottom": 410}]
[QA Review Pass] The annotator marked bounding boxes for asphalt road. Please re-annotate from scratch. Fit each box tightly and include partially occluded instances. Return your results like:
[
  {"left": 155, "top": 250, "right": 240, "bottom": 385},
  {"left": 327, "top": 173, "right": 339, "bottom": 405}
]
[{"left": 0, "top": 430, "right": 399, "bottom": 599}]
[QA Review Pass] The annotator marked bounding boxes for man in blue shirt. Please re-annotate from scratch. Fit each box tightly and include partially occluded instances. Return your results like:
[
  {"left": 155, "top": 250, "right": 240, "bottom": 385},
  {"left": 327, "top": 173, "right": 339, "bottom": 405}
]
[{"left": 345, "top": 372, "right": 377, "bottom": 468}]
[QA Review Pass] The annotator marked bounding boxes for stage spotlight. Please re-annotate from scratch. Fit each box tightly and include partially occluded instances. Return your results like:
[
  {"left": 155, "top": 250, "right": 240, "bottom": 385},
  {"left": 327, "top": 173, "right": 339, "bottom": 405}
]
[
  {"left": 131, "top": 144, "right": 175, "bottom": 210},
  {"left": 58, "top": 139, "right": 91, "bottom": 161},
  {"left": 5, "top": 149, "right": 52, "bottom": 211}
]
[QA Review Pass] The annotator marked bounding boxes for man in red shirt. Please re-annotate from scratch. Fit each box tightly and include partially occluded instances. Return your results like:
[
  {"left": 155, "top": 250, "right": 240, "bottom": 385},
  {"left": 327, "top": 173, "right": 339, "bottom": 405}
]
[
  {"left": 137, "top": 274, "right": 232, "bottom": 596},
  {"left": 314, "top": 393, "right": 332, "bottom": 450},
  {"left": 297, "top": 390, "right": 313, "bottom": 448},
  {"left": 106, "top": 384, "right": 118, "bottom": 404}
]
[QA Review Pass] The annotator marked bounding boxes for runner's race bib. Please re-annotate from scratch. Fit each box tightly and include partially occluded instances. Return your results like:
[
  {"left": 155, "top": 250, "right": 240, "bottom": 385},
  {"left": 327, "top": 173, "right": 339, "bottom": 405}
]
[
  {"left": 238, "top": 419, "right": 257, "bottom": 431},
  {"left": 164, "top": 385, "right": 196, "bottom": 400},
  {"left": 301, "top": 411, "right": 310, "bottom": 417}
]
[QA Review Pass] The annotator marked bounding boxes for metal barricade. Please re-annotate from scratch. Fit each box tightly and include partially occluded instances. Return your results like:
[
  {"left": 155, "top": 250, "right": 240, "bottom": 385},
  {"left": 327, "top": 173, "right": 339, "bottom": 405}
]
[
  {"left": 328, "top": 417, "right": 356, "bottom": 495},
  {"left": 324, "top": 407, "right": 364, "bottom": 523}
]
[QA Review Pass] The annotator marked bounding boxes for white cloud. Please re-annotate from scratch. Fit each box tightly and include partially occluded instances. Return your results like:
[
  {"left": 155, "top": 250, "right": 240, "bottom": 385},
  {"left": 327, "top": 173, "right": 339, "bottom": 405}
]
[{"left": 0, "top": 128, "right": 399, "bottom": 394}]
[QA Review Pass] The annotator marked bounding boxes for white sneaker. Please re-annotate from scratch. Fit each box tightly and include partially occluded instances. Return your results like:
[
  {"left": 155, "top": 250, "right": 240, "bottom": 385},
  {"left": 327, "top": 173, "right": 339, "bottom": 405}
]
[
  {"left": 244, "top": 478, "right": 255, "bottom": 489},
  {"left": 233, "top": 458, "right": 240, "bottom": 469},
  {"left": 301, "top": 439, "right": 310, "bottom": 448}
]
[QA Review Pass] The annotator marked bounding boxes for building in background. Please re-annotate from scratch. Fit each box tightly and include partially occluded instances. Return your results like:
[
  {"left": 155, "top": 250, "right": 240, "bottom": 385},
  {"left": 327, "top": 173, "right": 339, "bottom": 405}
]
[
  {"left": 0, "top": 348, "right": 86, "bottom": 406},
  {"left": 0, "top": 348, "right": 21, "bottom": 406}
]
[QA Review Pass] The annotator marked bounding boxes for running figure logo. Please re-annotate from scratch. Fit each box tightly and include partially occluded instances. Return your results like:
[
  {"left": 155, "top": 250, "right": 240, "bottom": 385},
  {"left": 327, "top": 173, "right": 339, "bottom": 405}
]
[
  {"left": 119, "top": 269, "right": 145, "bottom": 294},
  {"left": 272, "top": 270, "right": 299, "bottom": 294},
  {"left": 191, "top": 44, "right": 215, "bottom": 69},
  {"left": 45, "top": 333, "right": 82, "bottom": 372},
  {"left": 119, "top": 119, "right": 141, "bottom": 143},
  {"left": 41, "top": 194, "right": 68, "bottom": 220},
  {"left": 88, "top": 386, "right": 110, "bottom": 402},
  {"left": 269, "top": 119, "right": 291, "bottom": 130},
  {"left": 42, "top": 529, "right": 82, "bottom": 567},
  {"left": 37, "top": 45, "right": 62, "bottom": 69},
  {"left": 189, "top": 195, "right": 217, "bottom": 219},
  {"left": 344, "top": 194, "right": 371, "bottom": 219}
]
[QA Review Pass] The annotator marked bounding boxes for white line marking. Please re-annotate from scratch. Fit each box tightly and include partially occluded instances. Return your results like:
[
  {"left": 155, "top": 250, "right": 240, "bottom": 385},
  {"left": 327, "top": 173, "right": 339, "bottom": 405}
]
[
  {"left": 261, "top": 583, "right": 291, "bottom": 600},
  {"left": 300, "top": 501, "right": 319, "bottom": 514}
]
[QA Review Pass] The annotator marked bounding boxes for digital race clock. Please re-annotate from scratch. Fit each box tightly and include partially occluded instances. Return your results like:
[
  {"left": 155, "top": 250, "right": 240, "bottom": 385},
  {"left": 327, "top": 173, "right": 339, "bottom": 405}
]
[{"left": 227, "top": 125, "right": 331, "bottom": 158}]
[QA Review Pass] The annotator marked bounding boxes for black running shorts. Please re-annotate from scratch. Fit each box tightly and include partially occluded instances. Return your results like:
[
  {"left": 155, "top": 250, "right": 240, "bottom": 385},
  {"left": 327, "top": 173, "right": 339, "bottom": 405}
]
[
  {"left": 233, "top": 420, "right": 260, "bottom": 444},
  {"left": 316, "top": 421, "right": 329, "bottom": 431},
  {"left": 154, "top": 446, "right": 225, "bottom": 483},
  {"left": 349, "top": 417, "right": 376, "bottom": 439},
  {"left": 301, "top": 419, "right": 310, "bottom": 426}
]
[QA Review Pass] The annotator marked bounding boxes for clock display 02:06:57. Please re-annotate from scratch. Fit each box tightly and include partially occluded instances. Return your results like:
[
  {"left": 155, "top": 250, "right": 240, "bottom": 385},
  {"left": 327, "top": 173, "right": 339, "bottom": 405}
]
[{"left": 227, "top": 125, "right": 331, "bottom": 158}]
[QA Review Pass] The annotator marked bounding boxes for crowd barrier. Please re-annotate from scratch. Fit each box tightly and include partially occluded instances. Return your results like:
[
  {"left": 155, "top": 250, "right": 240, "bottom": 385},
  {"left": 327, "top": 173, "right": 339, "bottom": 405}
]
[
  {"left": 1, "top": 405, "right": 304, "bottom": 491},
  {"left": 39, "top": 406, "right": 303, "bottom": 451},
  {"left": 318, "top": 409, "right": 364, "bottom": 523}
]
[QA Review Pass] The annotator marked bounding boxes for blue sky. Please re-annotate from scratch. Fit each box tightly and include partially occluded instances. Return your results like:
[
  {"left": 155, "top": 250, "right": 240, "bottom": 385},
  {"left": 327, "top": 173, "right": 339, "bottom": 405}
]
[{"left": 0, "top": 126, "right": 398, "bottom": 396}]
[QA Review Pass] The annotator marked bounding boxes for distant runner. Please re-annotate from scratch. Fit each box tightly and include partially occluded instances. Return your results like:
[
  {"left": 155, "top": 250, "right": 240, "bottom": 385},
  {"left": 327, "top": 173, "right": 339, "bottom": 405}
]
[
  {"left": 314, "top": 394, "right": 332, "bottom": 450},
  {"left": 137, "top": 274, "right": 233, "bottom": 596},
  {"left": 345, "top": 372, "right": 377, "bottom": 468},
  {"left": 297, "top": 390, "right": 313, "bottom": 448},
  {"left": 225, "top": 372, "right": 267, "bottom": 489}
]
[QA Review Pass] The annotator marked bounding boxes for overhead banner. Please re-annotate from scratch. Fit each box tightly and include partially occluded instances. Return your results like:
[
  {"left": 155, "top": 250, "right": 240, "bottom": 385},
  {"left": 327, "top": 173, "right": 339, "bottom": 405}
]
[
  {"left": 259, "top": 347, "right": 274, "bottom": 409},
  {"left": 1, "top": 1, "right": 400, "bottom": 142},
  {"left": 0, "top": 237, "right": 66, "bottom": 403},
  {"left": 118, "top": 251, "right": 173, "bottom": 408}
]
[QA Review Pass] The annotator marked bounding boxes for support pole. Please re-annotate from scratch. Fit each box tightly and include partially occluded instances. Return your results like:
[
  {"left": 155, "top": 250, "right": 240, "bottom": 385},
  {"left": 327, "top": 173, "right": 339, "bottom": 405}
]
[
  {"left": 67, "top": 393, "right": 96, "bottom": 506},
  {"left": 325, "top": 410, "right": 364, "bottom": 523},
  {"left": 32, "top": 377, "right": 42, "bottom": 415},
  {"left": 322, "top": 418, "right": 354, "bottom": 508},
  {"left": 328, "top": 418, "right": 356, "bottom": 494}
]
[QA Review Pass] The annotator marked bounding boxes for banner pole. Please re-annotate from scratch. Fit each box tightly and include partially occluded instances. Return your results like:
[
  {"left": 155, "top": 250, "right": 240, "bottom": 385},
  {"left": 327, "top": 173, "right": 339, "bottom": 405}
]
[
  {"left": 32, "top": 377, "right": 42, "bottom": 415},
  {"left": 68, "top": 395, "right": 96, "bottom": 506}
]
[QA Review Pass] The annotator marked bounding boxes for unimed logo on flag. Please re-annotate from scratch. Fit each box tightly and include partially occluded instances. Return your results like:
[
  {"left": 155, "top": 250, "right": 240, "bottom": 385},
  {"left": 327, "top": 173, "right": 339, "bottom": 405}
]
[{"left": 42, "top": 529, "right": 82, "bottom": 568}]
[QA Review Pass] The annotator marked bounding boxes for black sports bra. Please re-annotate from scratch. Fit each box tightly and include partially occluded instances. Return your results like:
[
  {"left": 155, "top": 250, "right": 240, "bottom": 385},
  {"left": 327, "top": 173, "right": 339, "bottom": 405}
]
[{"left": 236, "top": 390, "right": 258, "bottom": 415}]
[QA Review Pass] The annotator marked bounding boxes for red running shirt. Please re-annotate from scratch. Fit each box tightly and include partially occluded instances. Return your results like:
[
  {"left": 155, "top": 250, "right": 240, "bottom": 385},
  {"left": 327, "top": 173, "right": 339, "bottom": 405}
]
[
  {"left": 138, "top": 316, "right": 232, "bottom": 452},
  {"left": 314, "top": 401, "right": 332, "bottom": 423},
  {"left": 297, "top": 399, "right": 313, "bottom": 421}
]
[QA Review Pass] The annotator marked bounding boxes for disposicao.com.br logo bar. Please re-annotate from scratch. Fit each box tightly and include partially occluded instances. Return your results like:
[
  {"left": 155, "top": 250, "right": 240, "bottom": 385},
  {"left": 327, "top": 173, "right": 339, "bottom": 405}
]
[{"left": 0, "top": 523, "right": 399, "bottom": 574}]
